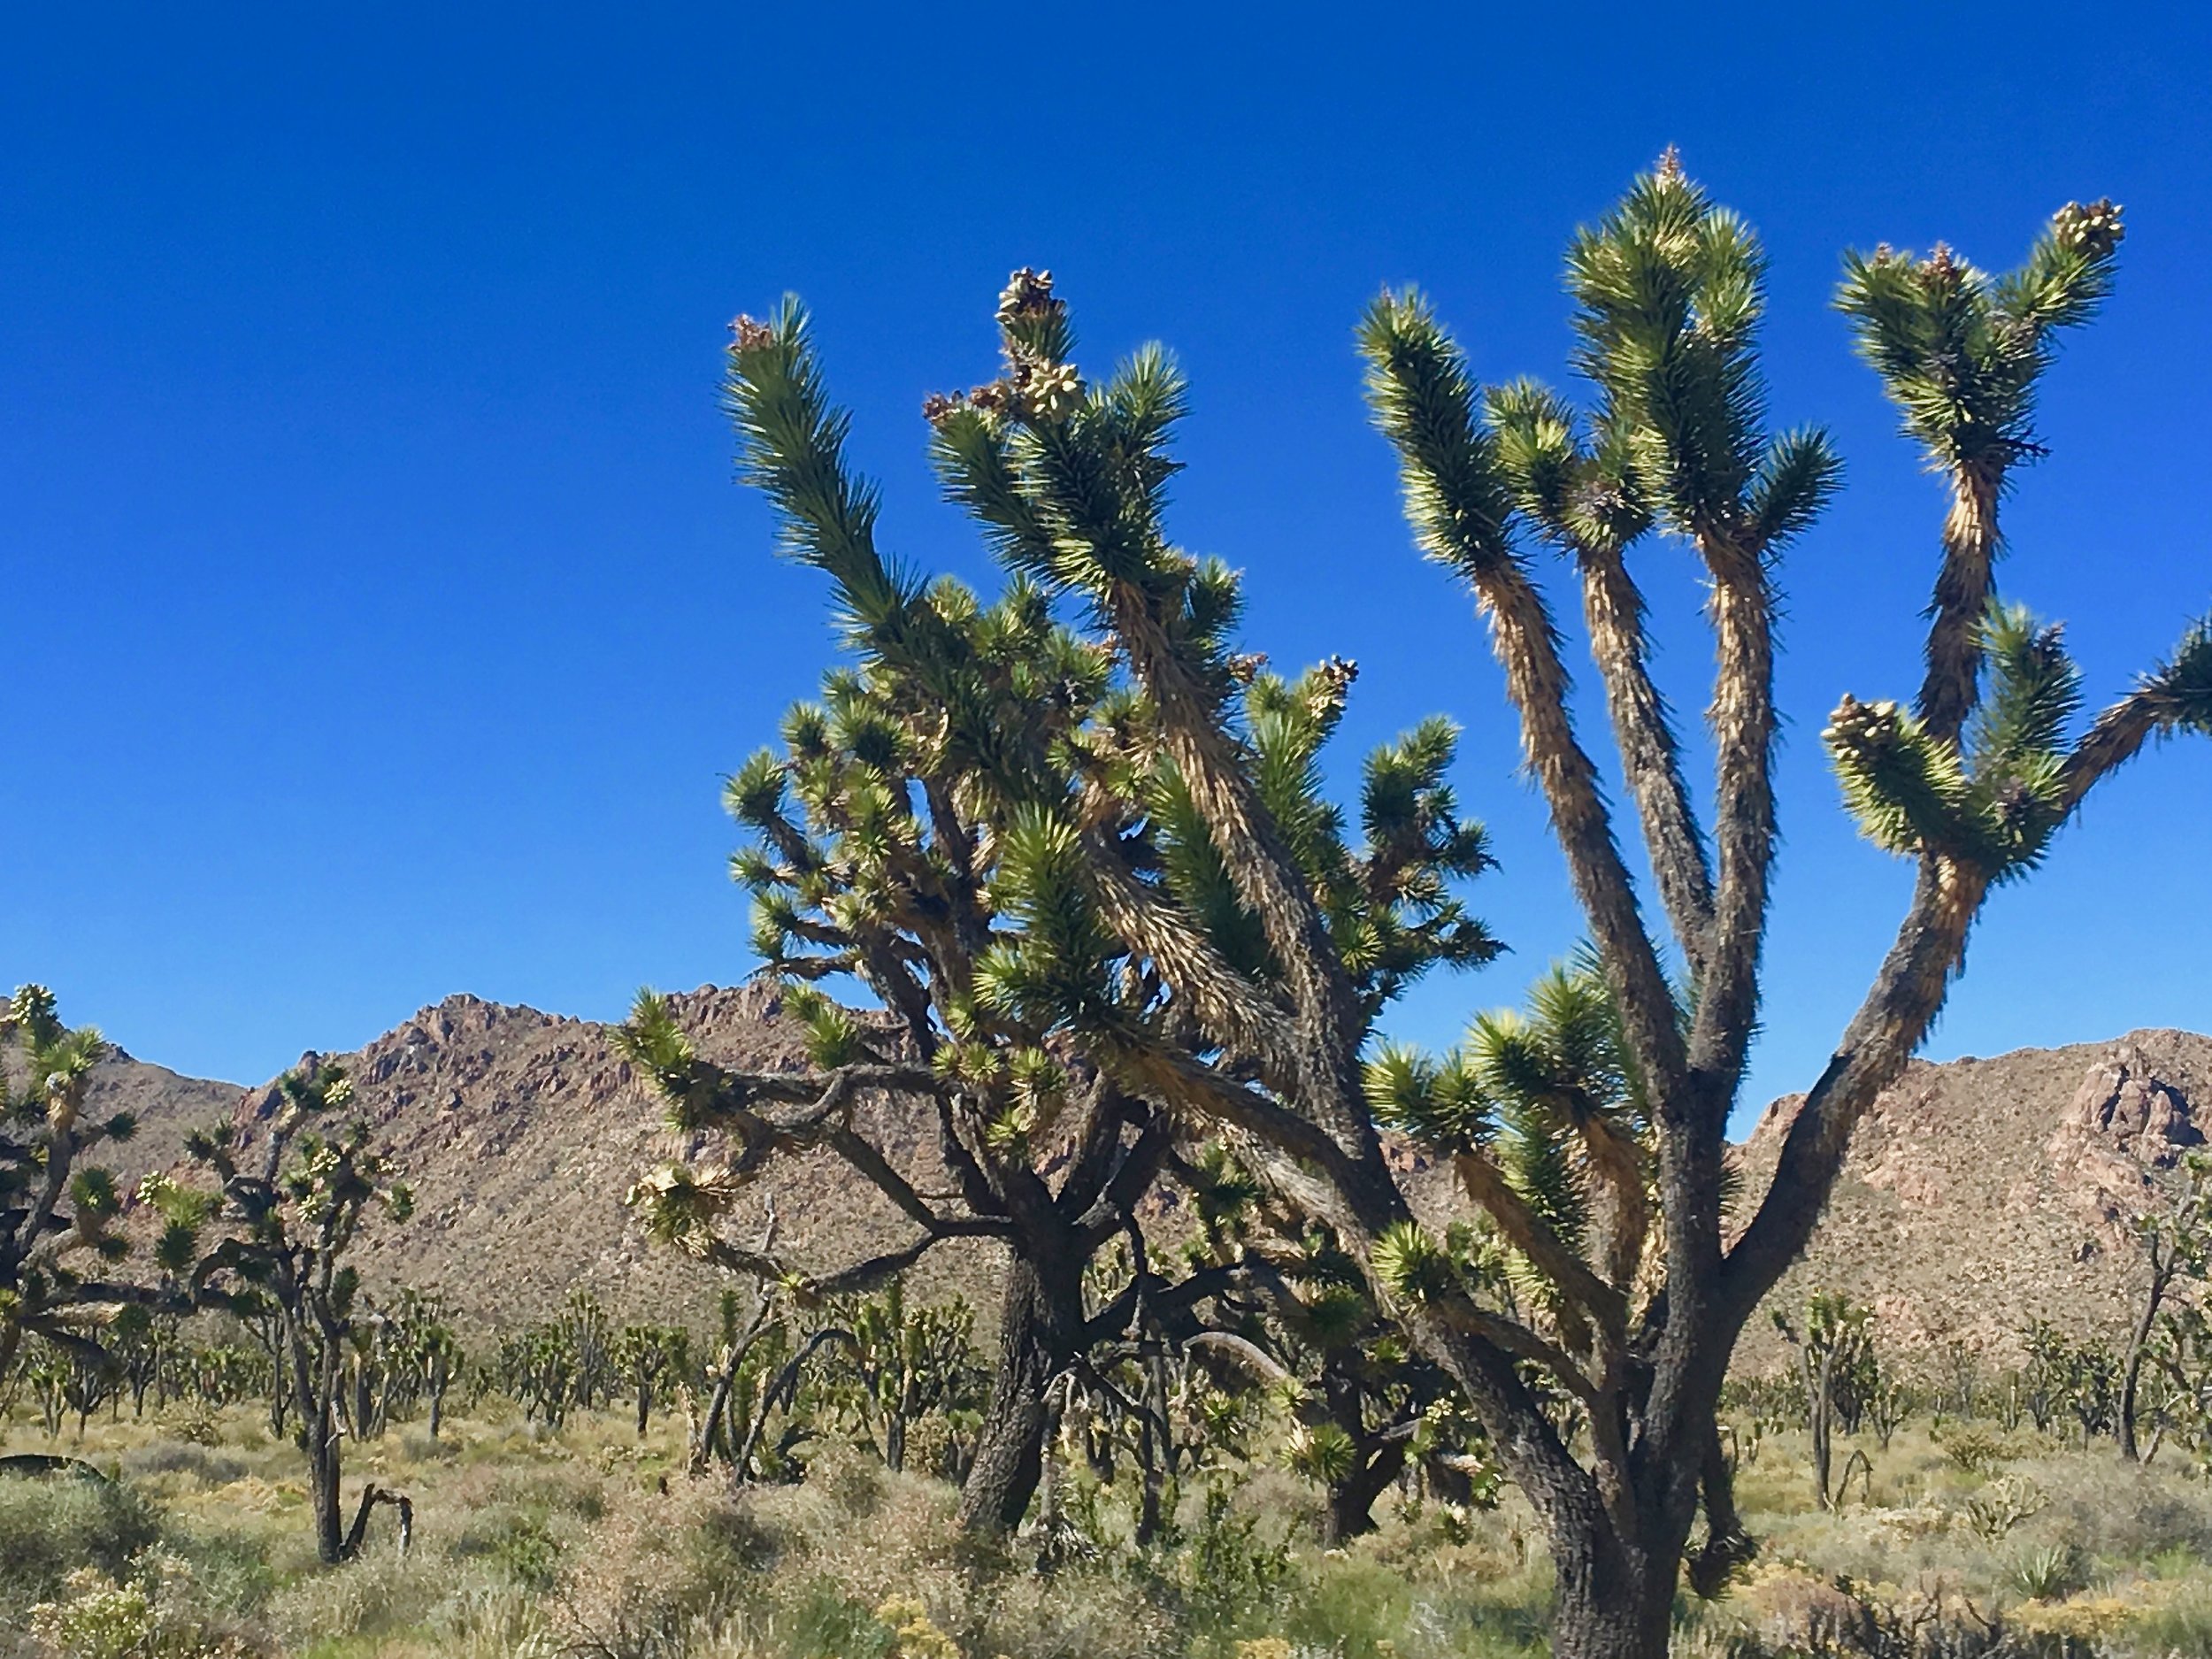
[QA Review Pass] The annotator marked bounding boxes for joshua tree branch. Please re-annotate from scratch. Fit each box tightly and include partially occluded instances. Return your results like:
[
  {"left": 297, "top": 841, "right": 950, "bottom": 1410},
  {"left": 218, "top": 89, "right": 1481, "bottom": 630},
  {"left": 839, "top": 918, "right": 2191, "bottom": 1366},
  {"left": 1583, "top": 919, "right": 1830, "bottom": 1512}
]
[
  {"left": 1688, "top": 537, "right": 1778, "bottom": 1115},
  {"left": 1466, "top": 564, "right": 1689, "bottom": 1102},
  {"left": 1721, "top": 855, "right": 1985, "bottom": 1325},
  {"left": 1576, "top": 542, "right": 1717, "bottom": 976},
  {"left": 1918, "top": 464, "right": 2004, "bottom": 746},
  {"left": 1453, "top": 1149, "right": 1629, "bottom": 1346}
]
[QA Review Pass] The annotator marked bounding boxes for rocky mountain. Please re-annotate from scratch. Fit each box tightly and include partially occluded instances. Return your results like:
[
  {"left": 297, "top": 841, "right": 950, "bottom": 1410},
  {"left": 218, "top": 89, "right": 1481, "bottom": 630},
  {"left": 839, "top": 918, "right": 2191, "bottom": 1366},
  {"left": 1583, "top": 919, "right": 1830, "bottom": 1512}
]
[
  {"left": 1733, "top": 1027, "right": 2212, "bottom": 1369},
  {"left": 81, "top": 995, "right": 2212, "bottom": 1358},
  {"left": 87, "top": 985, "right": 986, "bottom": 1329}
]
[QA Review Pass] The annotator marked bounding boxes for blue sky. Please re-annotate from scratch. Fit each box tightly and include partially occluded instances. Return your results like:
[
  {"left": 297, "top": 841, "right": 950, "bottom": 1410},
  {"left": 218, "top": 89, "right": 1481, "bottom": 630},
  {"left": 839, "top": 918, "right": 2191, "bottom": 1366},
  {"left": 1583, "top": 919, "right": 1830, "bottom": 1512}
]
[{"left": 5, "top": 4, "right": 2208, "bottom": 1130}]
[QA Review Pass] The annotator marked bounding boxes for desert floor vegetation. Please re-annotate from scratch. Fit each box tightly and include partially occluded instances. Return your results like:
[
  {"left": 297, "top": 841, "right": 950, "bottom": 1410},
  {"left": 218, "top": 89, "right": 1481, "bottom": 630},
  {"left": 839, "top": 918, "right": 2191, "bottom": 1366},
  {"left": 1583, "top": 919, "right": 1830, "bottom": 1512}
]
[{"left": 12, "top": 1400, "right": 2212, "bottom": 1659}]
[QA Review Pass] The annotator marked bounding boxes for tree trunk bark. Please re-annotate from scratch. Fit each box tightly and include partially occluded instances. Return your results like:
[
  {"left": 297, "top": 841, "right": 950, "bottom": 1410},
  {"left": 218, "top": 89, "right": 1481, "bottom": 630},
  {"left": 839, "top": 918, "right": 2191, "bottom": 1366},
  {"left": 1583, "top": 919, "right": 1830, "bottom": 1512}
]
[
  {"left": 1324, "top": 1439, "right": 1408, "bottom": 1546},
  {"left": 1550, "top": 1563, "right": 1674, "bottom": 1659},
  {"left": 2120, "top": 1265, "right": 2167, "bottom": 1462},
  {"left": 307, "top": 1406, "right": 345, "bottom": 1566},
  {"left": 885, "top": 1403, "right": 907, "bottom": 1474},
  {"left": 1809, "top": 1348, "right": 1836, "bottom": 1510},
  {"left": 957, "top": 1248, "right": 1082, "bottom": 1535},
  {"left": 1546, "top": 1516, "right": 1678, "bottom": 1659}
]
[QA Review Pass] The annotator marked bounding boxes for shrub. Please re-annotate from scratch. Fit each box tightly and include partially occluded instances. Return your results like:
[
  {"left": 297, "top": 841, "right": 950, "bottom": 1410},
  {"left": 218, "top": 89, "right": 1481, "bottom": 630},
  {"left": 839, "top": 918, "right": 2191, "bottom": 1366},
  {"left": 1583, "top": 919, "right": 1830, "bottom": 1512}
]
[
  {"left": 122, "top": 1444, "right": 249, "bottom": 1486},
  {"left": 26, "top": 1552, "right": 265, "bottom": 1659},
  {"left": 261, "top": 1541, "right": 442, "bottom": 1649},
  {"left": 0, "top": 1476, "right": 163, "bottom": 1619},
  {"left": 1936, "top": 1428, "right": 2008, "bottom": 1474},
  {"left": 549, "top": 1477, "right": 753, "bottom": 1658},
  {"left": 2124, "top": 1578, "right": 2212, "bottom": 1656},
  {"left": 1961, "top": 1473, "right": 2046, "bottom": 1540}
]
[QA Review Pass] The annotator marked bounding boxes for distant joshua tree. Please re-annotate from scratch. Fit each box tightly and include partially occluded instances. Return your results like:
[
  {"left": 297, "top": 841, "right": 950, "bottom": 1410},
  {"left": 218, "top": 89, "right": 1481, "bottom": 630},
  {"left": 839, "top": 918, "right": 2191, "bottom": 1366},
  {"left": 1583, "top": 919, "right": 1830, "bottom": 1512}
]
[
  {"left": 684, "top": 155, "right": 2204, "bottom": 1658},
  {"left": 147, "top": 1060, "right": 417, "bottom": 1563}
]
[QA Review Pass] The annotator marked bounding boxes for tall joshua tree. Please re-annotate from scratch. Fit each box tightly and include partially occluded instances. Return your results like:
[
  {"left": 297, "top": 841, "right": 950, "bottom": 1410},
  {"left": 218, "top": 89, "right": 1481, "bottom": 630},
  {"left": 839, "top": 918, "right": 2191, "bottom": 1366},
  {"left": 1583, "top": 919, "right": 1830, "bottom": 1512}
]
[
  {"left": 1356, "top": 167, "right": 2200, "bottom": 1655},
  {"left": 713, "top": 157, "right": 2209, "bottom": 1657},
  {"left": 621, "top": 476, "right": 1498, "bottom": 1529}
]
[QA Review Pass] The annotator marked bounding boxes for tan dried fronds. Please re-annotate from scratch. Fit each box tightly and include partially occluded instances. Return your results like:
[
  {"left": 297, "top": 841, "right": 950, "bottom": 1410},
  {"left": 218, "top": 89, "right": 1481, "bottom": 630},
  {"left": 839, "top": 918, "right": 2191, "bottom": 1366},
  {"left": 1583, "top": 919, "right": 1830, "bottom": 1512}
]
[
  {"left": 2054, "top": 197, "right": 2124, "bottom": 257},
  {"left": 995, "top": 265, "right": 1059, "bottom": 326}
]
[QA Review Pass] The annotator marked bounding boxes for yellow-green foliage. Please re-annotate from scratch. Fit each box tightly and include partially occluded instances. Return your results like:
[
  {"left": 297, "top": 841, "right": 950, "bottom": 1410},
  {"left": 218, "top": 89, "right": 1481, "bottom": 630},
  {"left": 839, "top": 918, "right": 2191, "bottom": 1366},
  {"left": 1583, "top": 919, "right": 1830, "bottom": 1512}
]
[
  {"left": 11, "top": 1406, "right": 2212, "bottom": 1657},
  {"left": 876, "top": 1596, "right": 961, "bottom": 1659}
]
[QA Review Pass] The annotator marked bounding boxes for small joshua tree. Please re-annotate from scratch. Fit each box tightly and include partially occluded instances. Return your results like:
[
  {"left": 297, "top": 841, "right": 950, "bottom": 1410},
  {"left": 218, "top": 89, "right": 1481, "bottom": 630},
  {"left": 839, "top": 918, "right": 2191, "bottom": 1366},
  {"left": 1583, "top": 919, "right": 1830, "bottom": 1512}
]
[
  {"left": 2120, "top": 1151, "right": 2212, "bottom": 1460},
  {"left": 1772, "top": 1292, "right": 1875, "bottom": 1509},
  {"left": 0, "top": 985, "right": 171, "bottom": 1381},
  {"left": 388, "top": 1287, "right": 461, "bottom": 1440},
  {"left": 710, "top": 158, "right": 2208, "bottom": 1657},
  {"left": 149, "top": 1060, "right": 416, "bottom": 1564},
  {"left": 613, "top": 1320, "right": 692, "bottom": 1439},
  {"left": 1170, "top": 1140, "right": 1496, "bottom": 1543},
  {"left": 830, "top": 1280, "right": 983, "bottom": 1474}
]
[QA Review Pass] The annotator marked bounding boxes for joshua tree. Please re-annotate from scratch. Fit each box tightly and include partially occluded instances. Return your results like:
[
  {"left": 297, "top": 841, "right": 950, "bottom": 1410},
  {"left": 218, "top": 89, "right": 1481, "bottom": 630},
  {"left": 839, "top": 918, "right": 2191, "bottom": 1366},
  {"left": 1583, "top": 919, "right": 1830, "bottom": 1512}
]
[
  {"left": 20, "top": 1338, "right": 119, "bottom": 1440},
  {"left": 613, "top": 1320, "right": 693, "bottom": 1439},
  {"left": 1358, "top": 168, "right": 2197, "bottom": 1650},
  {"left": 2120, "top": 1152, "right": 2212, "bottom": 1460},
  {"left": 829, "top": 1280, "right": 984, "bottom": 1474},
  {"left": 0, "top": 985, "right": 171, "bottom": 1380},
  {"left": 619, "top": 406, "right": 1497, "bottom": 1532},
  {"left": 1772, "top": 1292, "right": 1875, "bottom": 1509},
  {"left": 388, "top": 1288, "right": 461, "bottom": 1440},
  {"left": 108, "top": 1304, "right": 178, "bottom": 1417},
  {"left": 1170, "top": 1141, "right": 1495, "bottom": 1543},
  {"left": 149, "top": 1060, "right": 417, "bottom": 1564},
  {"left": 707, "top": 154, "right": 2208, "bottom": 1655}
]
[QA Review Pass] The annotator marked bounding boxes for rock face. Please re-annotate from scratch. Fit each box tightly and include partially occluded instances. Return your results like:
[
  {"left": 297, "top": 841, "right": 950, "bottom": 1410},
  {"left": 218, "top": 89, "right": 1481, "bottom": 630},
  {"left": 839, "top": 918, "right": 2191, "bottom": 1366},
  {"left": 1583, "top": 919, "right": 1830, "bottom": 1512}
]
[
  {"left": 2045, "top": 1044, "right": 2206, "bottom": 1233},
  {"left": 1736, "top": 1029, "right": 2212, "bottom": 1369},
  {"left": 77, "top": 1048, "right": 239, "bottom": 1187}
]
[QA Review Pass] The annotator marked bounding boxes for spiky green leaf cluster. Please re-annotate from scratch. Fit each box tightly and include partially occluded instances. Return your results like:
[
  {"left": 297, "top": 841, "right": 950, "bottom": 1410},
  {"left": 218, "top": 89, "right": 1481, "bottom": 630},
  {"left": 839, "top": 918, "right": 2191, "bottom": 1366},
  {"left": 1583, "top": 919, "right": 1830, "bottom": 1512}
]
[
  {"left": 1357, "top": 289, "right": 1519, "bottom": 582},
  {"left": 2145, "top": 618, "right": 2212, "bottom": 738},
  {"left": 1564, "top": 156, "right": 1840, "bottom": 549},
  {"left": 1827, "top": 601, "right": 2091, "bottom": 879},
  {"left": 1371, "top": 1221, "right": 1461, "bottom": 1305},
  {"left": 1370, "top": 960, "right": 1659, "bottom": 1333},
  {"left": 1837, "top": 201, "right": 2123, "bottom": 474}
]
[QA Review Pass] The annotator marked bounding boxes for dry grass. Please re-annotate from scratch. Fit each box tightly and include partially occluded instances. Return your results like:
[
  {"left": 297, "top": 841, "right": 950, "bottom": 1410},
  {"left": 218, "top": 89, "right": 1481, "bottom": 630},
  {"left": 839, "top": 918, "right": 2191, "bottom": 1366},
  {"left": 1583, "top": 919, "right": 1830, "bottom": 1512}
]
[{"left": 10, "top": 1407, "right": 2212, "bottom": 1657}]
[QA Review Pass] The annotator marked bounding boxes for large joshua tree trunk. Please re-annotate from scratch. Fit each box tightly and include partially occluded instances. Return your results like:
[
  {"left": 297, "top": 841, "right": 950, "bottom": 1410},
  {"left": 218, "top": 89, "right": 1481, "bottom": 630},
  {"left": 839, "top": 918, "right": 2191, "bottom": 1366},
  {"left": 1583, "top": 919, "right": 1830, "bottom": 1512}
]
[
  {"left": 958, "top": 1245, "right": 1086, "bottom": 1534},
  {"left": 1518, "top": 1413, "right": 1724, "bottom": 1659},
  {"left": 284, "top": 1308, "right": 350, "bottom": 1567},
  {"left": 1550, "top": 1550, "right": 1676, "bottom": 1659}
]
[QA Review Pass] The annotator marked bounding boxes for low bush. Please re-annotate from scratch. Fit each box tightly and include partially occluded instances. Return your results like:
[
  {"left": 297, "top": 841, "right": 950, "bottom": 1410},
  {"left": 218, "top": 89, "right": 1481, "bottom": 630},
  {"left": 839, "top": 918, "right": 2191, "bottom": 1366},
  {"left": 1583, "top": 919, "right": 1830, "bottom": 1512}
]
[{"left": 0, "top": 1475, "right": 163, "bottom": 1620}]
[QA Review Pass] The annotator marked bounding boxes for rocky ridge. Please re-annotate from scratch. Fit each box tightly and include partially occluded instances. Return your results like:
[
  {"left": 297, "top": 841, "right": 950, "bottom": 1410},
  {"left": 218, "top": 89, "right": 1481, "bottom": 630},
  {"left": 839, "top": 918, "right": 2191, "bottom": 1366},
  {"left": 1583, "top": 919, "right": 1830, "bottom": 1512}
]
[
  {"left": 77, "top": 998, "right": 2212, "bottom": 1356},
  {"left": 88, "top": 984, "right": 979, "bottom": 1328},
  {"left": 1734, "top": 1027, "right": 2212, "bottom": 1367}
]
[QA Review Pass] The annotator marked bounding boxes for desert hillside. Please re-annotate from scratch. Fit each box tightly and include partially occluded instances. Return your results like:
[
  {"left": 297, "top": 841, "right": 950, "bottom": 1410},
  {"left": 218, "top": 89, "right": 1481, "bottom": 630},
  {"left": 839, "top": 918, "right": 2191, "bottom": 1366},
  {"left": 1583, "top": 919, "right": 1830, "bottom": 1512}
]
[
  {"left": 83, "top": 997, "right": 2210, "bottom": 1354},
  {"left": 86, "top": 984, "right": 985, "bottom": 1328}
]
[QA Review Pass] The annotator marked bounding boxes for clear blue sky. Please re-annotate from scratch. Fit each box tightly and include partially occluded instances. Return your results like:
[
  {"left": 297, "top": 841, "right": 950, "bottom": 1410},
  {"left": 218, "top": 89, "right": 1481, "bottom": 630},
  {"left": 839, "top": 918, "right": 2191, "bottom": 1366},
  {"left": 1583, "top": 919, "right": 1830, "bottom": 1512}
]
[{"left": 7, "top": 4, "right": 2208, "bottom": 1130}]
